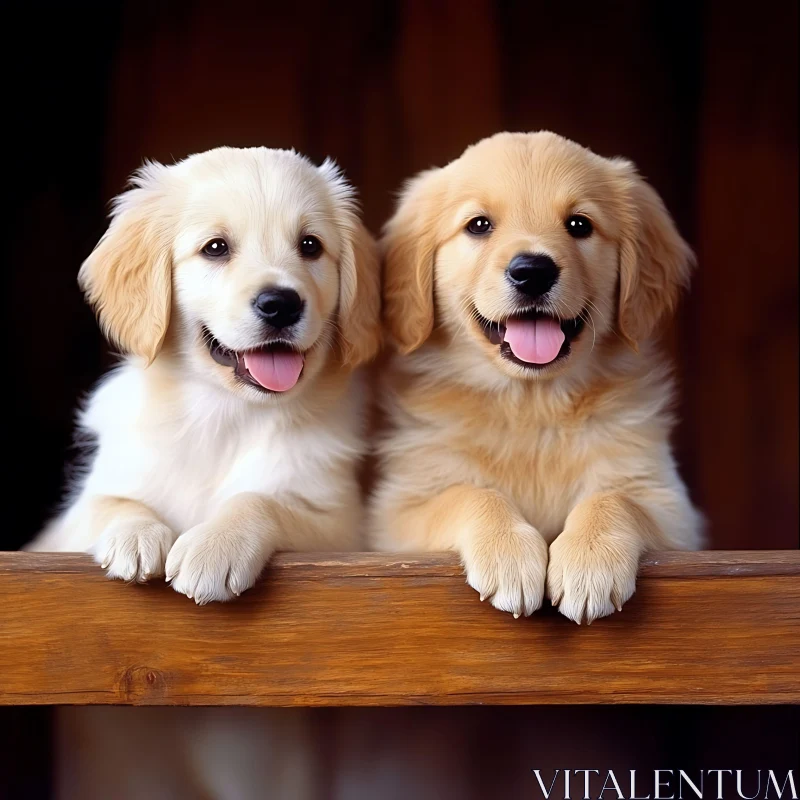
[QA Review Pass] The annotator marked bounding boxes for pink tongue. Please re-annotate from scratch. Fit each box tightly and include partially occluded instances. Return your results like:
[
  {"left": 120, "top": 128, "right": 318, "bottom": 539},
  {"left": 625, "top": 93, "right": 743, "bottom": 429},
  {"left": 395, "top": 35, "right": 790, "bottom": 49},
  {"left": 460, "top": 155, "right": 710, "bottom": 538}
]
[
  {"left": 243, "top": 350, "right": 304, "bottom": 392},
  {"left": 503, "top": 318, "right": 565, "bottom": 364}
]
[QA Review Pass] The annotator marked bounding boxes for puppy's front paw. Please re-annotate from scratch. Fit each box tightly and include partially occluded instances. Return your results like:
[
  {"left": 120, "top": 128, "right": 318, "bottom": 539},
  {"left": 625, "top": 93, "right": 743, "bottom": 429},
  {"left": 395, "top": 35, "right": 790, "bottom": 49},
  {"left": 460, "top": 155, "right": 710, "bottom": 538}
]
[
  {"left": 547, "top": 529, "right": 640, "bottom": 624},
  {"left": 461, "top": 521, "right": 548, "bottom": 617},
  {"left": 165, "top": 523, "right": 270, "bottom": 604},
  {"left": 91, "top": 519, "right": 176, "bottom": 583}
]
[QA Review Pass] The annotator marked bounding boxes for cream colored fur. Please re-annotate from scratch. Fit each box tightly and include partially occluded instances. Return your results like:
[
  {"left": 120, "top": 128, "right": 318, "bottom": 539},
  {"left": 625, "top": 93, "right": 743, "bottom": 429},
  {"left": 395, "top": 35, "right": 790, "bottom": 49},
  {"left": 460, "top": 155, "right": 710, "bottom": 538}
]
[
  {"left": 371, "top": 131, "right": 703, "bottom": 624},
  {"left": 28, "top": 146, "right": 380, "bottom": 604}
]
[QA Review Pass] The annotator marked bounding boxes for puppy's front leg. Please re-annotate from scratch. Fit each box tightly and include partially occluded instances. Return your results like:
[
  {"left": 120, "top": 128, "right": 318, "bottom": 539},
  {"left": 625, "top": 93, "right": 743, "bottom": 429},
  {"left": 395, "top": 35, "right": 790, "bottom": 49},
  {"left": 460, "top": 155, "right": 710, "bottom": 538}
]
[
  {"left": 395, "top": 485, "right": 548, "bottom": 617},
  {"left": 90, "top": 497, "right": 177, "bottom": 583},
  {"left": 547, "top": 491, "right": 658, "bottom": 624},
  {"left": 166, "top": 493, "right": 281, "bottom": 604}
]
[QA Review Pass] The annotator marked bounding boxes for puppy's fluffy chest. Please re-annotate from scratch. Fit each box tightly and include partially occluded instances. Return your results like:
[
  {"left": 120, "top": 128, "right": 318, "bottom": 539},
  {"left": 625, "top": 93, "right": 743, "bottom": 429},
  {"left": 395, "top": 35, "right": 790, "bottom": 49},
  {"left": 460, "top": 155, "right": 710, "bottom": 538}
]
[
  {"left": 395, "top": 367, "right": 668, "bottom": 538},
  {"left": 77, "top": 363, "right": 360, "bottom": 535},
  {"left": 450, "top": 405, "right": 594, "bottom": 535}
]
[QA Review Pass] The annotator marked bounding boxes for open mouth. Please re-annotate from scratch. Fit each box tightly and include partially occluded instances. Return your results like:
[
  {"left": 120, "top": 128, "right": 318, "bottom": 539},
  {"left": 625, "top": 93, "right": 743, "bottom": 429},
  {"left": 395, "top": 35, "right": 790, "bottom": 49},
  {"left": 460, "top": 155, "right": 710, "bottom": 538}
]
[
  {"left": 475, "top": 308, "right": 585, "bottom": 369},
  {"left": 203, "top": 327, "right": 305, "bottom": 393}
]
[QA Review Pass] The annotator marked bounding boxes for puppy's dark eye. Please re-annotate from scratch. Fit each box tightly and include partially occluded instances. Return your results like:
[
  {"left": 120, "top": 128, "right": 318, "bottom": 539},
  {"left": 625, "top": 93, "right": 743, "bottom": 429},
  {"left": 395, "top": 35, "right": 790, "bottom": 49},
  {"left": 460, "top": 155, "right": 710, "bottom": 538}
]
[
  {"left": 466, "top": 216, "right": 493, "bottom": 235},
  {"left": 202, "top": 238, "right": 229, "bottom": 257},
  {"left": 565, "top": 215, "right": 593, "bottom": 238},
  {"left": 299, "top": 235, "right": 322, "bottom": 258}
]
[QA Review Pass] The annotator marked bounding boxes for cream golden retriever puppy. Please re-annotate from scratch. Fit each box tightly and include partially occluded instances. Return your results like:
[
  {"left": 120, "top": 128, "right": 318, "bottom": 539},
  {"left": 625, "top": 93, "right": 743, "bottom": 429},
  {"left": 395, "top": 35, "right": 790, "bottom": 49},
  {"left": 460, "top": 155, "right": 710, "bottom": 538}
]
[
  {"left": 371, "top": 131, "right": 703, "bottom": 623},
  {"left": 28, "top": 146, "right": 380, "bottom": 603}
]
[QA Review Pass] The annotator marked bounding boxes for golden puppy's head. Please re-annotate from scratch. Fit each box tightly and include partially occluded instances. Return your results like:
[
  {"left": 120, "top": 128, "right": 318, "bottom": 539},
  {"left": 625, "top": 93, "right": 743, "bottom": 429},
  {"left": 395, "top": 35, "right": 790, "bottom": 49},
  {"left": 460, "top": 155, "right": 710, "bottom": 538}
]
[
  {"left": 79, "top": 147, "right": 380, "bottom": 403},
  {"left": 383, "top": 132, "right": 693, "bottom": 385}
]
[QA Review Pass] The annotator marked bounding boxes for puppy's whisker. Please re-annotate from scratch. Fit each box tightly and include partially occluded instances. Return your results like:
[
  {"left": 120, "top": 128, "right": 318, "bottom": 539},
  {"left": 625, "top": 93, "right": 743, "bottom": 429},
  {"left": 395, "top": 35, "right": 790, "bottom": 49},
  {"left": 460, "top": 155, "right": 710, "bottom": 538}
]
[
  {"left": 584, "top": 298, "right": 608, "bottom": 325},
  {"left": 452, "top": 298, "right": 483, "bottom": 341},
  {"left": 551, "top": 298, "right": 569, "bottom": 324},
  {"left": 586, "top": 297, "right": 626, "bottom": 343},
  {"left": 580, "top": 307, "right": 597, "bottom": 355}
]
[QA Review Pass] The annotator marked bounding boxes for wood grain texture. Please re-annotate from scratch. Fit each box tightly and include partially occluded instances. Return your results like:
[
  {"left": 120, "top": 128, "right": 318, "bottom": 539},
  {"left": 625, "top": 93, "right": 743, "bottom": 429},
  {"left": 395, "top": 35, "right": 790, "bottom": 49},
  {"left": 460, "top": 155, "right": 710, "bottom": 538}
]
[{"left": 1, "top": 551, "right": 798, "bottom": 707}]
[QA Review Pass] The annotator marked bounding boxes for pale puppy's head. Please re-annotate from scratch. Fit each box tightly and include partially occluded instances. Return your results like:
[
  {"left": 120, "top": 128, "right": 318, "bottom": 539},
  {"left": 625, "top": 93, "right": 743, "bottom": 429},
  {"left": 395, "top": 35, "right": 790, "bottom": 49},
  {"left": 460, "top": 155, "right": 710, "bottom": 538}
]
[{"left": 79, "top": 147, "right": 381, "bottom": 403}]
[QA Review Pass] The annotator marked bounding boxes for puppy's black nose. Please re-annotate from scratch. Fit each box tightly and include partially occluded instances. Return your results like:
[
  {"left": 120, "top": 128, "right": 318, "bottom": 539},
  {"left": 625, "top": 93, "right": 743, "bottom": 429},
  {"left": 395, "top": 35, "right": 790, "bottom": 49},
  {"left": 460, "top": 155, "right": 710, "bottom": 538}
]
[
  {"left": 506, "top": 253, "right": 559, "bottom": 298},
  {"left": 252, "top": 288, "right": 304, "bottom": 329}
]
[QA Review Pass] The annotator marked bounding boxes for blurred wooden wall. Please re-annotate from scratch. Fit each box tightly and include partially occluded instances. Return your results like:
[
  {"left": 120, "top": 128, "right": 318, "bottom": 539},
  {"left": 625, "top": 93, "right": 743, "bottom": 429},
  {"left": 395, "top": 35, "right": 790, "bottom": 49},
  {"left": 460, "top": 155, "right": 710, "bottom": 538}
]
[{"left": 7, "top": 0, "right": 798, "bottom": 550}]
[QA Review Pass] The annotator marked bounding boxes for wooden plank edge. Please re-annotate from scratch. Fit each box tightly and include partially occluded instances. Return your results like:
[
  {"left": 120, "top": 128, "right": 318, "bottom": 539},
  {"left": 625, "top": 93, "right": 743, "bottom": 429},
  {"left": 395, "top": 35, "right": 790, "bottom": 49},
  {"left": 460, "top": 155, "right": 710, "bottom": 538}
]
[
  {"left": 3, "top": 690, "right": 799, "bottom": 707},
  {"left": 1, "top": 549, "right": 798, "bottom": 578}
]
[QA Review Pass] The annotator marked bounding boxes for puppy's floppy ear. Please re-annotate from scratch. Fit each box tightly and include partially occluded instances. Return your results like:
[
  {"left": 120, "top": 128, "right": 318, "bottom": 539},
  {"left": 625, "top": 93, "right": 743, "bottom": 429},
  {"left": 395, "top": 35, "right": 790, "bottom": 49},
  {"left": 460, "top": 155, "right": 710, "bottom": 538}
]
[
  {"left": 338, "top": 220, "right": 382, "bottom": 367},
  {"left": 381, "top": 167, "right": 445, "bottom": 354},
  {"left": 79, "top": 161, "right": 173, "bottom": 364},
  {"left": 614, "top": 160, "right": 695, "bottom": 348},
  {"left": 320, "top": 159, "right": 382, "bottom": 367}
]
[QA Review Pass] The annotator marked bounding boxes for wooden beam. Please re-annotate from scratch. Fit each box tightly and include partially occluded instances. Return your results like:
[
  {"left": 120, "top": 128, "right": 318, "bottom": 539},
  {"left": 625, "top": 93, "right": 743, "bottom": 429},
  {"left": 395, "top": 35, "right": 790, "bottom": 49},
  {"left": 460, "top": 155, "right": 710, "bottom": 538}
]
[{"left": 1, "top": 551, "right": 798, "bottom": 706}]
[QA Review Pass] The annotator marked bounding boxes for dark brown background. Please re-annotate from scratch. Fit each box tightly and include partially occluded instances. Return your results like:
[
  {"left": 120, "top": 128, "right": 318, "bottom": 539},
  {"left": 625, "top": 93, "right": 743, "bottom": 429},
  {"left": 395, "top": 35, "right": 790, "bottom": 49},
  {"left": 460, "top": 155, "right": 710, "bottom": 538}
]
[{"left": 3, "top": 1, "right": 798, "bottom": 797}]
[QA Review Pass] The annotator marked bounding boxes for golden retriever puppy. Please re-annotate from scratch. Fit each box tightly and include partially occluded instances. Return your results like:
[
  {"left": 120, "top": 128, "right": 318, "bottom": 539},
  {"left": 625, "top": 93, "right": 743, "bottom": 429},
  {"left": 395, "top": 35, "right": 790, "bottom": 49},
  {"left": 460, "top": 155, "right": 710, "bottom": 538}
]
[
  {"left": 371, "top": 131, "right": 703, "bottom": 623},
  {"left": 28, "top": 147, "right": 380, "bottom": 603}
]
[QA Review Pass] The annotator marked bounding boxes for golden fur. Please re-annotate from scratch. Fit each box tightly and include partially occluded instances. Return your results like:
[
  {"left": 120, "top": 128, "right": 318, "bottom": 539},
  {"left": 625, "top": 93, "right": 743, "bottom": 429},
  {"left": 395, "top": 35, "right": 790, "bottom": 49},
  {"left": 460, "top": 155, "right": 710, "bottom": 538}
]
[{"left": 371, "top": 131, "right": 703, "bottom": 623}]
